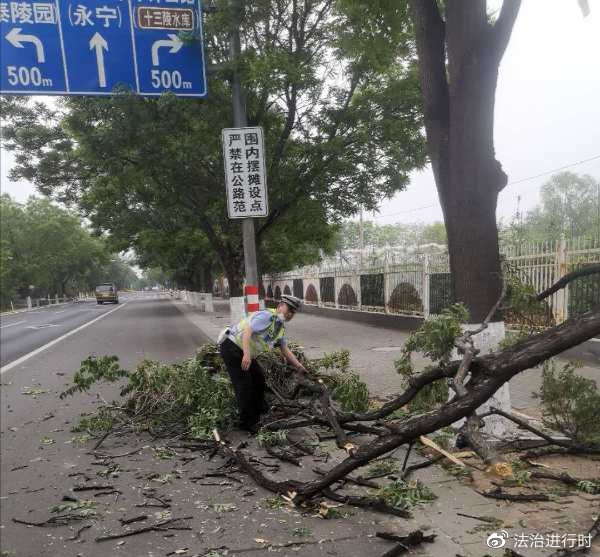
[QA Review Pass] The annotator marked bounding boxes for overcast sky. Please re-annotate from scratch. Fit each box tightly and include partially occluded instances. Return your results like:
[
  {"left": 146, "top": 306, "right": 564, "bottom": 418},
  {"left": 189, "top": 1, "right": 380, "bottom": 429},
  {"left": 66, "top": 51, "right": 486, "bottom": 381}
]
[
  {"left": 375, "top": 0, "right": 600, "bottom": 225},
  {"left": 2, "top": 0, "right": 599, "bottom": 228}
]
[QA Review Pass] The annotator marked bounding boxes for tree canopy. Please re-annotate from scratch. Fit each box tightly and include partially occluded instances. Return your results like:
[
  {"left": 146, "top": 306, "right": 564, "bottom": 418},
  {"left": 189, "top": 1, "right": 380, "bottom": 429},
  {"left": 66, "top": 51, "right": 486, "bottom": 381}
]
[
  {"left": 506, "top": 172, "right": 600, "bottom": 243},
  {"left": 0, "top": 0, "right": 426, "bottom": 294},
  {"left": 0, "top": 194, "right": 136, "bottom": 306},
  {"left": 335, "top": 220, "right": 447, "bottom": 251}
]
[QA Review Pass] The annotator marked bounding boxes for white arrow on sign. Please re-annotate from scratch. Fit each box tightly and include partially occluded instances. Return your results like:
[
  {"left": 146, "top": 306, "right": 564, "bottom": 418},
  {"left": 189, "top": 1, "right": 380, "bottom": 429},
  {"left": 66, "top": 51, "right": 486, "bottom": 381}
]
[
  {"left": 89, "top": 32, "right": 108, "bottom": 88},
  {"left": 5, "top": 27, "right": 45, "bottom": 64},
  {"left": 151, "top": 34, "right": 183, "bottom": 67}
]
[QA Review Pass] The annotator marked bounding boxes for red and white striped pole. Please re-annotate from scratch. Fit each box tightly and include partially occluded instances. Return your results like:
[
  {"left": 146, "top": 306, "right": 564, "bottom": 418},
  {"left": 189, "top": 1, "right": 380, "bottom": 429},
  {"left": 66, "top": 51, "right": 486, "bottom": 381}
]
[{"left": 245, "top": 284, "right": 260, "bottom": 314}]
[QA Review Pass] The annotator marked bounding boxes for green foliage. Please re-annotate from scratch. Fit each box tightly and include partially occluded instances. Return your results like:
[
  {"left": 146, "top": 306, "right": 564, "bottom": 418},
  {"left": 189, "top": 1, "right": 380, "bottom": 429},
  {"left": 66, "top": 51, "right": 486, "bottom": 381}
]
[
  {"left": 404, "top": 304, "right": 469, "bottom": 364},
  {"left": 504, "top": 275, "right": 543, "bottom": 314},
  {"left": 501, "top": 172, "right": 600, "bottom": 244},
  {"left": 1, "top": 0, "right": 425, "bottom": 289},
  {"left": 212, "top": 503, "right": 237, "bottom": 513},
  {"left": 49, "top": 500, "right": 97, "bottom": 517},
  {"left": 303, "top": 349, "right": 369, "bottom": 412},
  {"left": 256, "top": 428, "right": 288, "bottom": 447},
  {"left": 513, "top": 470, "right": 532, "bottom": 486},
  {"left": 393, "top": 304, "right": 469, "bottom": 414},
  {"left": 329, "top": 372, "right": 370, "bottom": 413},
  {"left": 61, "top": 356, "right": 129, "bottom": 398},
  {"left": 125, "top": 359, "right": 236, "bottom": 439},
  {"left": 69, "top": 434, "right": 92, "bottom": 445},
  {"left": 507, "top": 459, "right": 531, "bottom": 486},
  {"left": 63, "top": 342, "right": 372, "bottom": 441},
  {"left": 335, "top": 220, "right": 447, "bottom": 251},
  {"left": 63, "top": 349, "right": 236, "bottom": 439},
  {"left": 446, "top": 465, "right": 473, "bottom": 481},
  {"left": 262, "top": 496, "right": 285, "bottom": 509},
  {"left": 576, "top": 480, "right": 600, "bottom": 495},
  {"left": 387, "top": 408, "right": 410, "bottom": 421},
  {"left": 535, "top": 359, "right": 600, "bottom": 445},
  {"left": 497, "top": 328, "right": 537, "bottom": 351},
  {"left": 408, "top": 374, "right": 449, "bottom": 415},
  {"left": 502, "top": 272, "right": 553, "bottom": 328},
  {"left": 506, "top": 460, "right": 532, "bottom": 486},
  {"left": 311, "top": 350, "right": 351, "bottom": 373},
  {"left": 21, "top": 387, "right": 47, "bottom": 397},
  {"left": 151, "top": 447, "right": 177, "bottom": 460},
  {"left": 376, "top": 480, "right": 436, "bottom": 510},
  {"left": 431, "top": 427, "right": 455, "bottom": 450},
  {"left": 71, "top": 408, "right": 116, "bottom": 435},
  {"left": 256, "top": 342, "right": 310, "bottom": 396},
  {"left": 0, "top": 194, "right": 133, "bottom": 306},
  {"left": 366, "top": 459, "right": 398, "bottom": 477}
]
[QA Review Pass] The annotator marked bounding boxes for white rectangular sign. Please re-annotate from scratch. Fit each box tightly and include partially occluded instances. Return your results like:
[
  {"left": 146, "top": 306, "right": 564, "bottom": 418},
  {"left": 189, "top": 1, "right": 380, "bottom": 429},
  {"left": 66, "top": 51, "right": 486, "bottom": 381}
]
[{"left": 222, "top": 126, "right": 268, "bottom": 219}]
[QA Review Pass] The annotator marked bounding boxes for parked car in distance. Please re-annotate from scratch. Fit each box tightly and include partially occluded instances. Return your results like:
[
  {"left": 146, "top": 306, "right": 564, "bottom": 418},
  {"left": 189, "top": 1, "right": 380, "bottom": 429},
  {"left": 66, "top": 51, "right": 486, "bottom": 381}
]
[{"left": 95, "top": 283, "right": 119, "bottom": 304}]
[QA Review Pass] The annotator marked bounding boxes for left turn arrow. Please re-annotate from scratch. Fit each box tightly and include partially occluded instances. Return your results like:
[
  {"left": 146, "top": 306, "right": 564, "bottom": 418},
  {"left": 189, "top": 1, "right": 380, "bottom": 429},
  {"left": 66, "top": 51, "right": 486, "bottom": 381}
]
[
  {"left": 5, "top": 28, "right": 45, "bottom": 64},
  {"left": 90, "top": 32, "right": 109, "bottom": 88}
]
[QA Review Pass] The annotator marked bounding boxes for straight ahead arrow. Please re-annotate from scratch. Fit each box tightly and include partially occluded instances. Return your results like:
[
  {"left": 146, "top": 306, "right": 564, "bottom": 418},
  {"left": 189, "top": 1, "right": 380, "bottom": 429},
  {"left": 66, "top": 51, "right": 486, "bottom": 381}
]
[
  {"left": 6, "top": 28, "right": 45, "bottom": 63},
  {"left": 90, "top": 32, "right": 108, "bottom": 88},
  {"left": 151, "top": 34, "right": 183, "bottom": 67}
]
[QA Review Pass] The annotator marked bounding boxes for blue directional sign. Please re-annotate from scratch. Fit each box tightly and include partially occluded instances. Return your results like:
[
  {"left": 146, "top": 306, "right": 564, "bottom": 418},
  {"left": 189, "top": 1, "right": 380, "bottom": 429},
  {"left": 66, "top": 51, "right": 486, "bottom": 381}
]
[{"left": 0, "top": 0, "right": 207, "bottom": 97}]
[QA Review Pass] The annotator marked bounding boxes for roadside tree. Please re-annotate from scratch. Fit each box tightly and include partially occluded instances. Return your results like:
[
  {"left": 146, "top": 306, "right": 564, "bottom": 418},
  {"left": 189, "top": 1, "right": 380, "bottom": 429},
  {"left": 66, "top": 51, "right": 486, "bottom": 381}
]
[
  {"left": 0, "top": 194, "right": 133, "bottom": 303},
  {"left": 514, "top": 172, "right": 599, "bottom": 243},
  {"left": 1, "top": 0, "right": 425, "bottom": 294}
]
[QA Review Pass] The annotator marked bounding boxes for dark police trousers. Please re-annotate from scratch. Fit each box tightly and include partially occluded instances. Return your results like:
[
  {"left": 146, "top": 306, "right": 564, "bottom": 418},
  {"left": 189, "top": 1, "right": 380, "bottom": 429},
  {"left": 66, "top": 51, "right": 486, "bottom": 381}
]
[{"left": 219, "top": 338, "right": 267, "bottom": 430}]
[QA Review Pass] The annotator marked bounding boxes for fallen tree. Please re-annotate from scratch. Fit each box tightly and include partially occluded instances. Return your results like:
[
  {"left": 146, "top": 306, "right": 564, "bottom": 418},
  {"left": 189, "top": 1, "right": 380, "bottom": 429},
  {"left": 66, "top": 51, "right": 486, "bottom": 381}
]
[
  {"left": 61, "top": 308, "right": 600, "bottom": 497},
  {"left": 59, "top": 274, "right": 600, "bottom": 555},
  {"left": 212, "top": 308, "right": 599, "bottom": 501}
]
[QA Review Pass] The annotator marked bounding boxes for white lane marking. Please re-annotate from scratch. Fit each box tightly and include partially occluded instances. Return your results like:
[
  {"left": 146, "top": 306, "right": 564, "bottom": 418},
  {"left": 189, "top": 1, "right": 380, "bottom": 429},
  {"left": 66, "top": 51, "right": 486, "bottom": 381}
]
[
  {"left": 0, "top": 320, "right": 26, "bottom": 329},
  {"left": 54, "top": 310, "right": 67, "bottom": 314},
  {"left": 1, "top": 302, "right": 128, "bottom": 375}
]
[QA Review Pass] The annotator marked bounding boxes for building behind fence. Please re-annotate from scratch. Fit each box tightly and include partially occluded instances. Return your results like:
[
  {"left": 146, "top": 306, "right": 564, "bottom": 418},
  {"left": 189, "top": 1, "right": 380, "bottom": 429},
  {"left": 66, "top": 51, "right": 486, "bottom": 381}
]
[{"left": 263, "top": 237, "right": 600, "bottom": 326}]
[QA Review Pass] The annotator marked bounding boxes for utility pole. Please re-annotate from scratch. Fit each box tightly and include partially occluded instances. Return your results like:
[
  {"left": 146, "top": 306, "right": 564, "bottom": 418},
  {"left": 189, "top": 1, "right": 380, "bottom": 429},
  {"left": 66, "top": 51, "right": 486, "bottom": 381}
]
[{"left": 229, "top": 0, "right": 258, "bottom": 309}]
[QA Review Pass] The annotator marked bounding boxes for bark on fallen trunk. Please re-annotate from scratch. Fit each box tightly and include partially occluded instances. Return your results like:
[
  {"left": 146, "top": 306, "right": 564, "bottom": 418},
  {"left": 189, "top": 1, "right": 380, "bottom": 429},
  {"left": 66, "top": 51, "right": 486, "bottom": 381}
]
[{"left": 280, "top": 310, "right": 599, "bottom": 500}]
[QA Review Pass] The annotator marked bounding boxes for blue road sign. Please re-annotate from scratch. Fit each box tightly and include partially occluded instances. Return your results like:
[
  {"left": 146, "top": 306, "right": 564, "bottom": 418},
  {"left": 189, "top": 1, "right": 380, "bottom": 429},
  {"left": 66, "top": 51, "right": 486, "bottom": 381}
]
[{"left": 0, "top": 0, "right": 207, "bottom": 97}]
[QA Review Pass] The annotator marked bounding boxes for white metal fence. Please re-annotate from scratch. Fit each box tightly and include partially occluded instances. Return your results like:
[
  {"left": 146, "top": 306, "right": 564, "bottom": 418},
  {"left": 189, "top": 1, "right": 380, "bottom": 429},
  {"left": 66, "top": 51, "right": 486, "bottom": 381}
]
[
  {"left": 263, "top": 237, "right": 600, "bottom": 325},
  {"left": 1, "top": 293, "right": 88, "bottom": 313}
]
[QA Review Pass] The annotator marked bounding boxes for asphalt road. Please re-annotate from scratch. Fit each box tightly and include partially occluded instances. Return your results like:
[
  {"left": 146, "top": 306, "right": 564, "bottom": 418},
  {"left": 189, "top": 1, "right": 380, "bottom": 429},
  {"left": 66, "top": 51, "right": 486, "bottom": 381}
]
[
  {"left": 1, "top": 299, "right": 118, "bottom": 368},
  {"left": 0, "top": 295, "right": 211, "bottom": 557},
  {"left": 1, "top": 296, "right": 598, "bottom": 557},
  {"left": 0, "top": 293, "right": 188, "bottom": 368}
]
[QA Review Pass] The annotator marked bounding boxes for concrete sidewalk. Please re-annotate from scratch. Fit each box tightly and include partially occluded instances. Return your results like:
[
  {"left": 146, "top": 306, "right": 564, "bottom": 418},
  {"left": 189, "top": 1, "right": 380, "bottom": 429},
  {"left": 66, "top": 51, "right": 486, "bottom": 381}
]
[{"left": 173, "top": 298, "right": 599, "bottom": 412}]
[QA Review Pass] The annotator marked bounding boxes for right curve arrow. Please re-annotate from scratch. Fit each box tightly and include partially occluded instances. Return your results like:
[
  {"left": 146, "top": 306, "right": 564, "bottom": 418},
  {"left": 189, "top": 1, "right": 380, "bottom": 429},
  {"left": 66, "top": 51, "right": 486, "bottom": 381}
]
[{"left": 151, "top": 34, "right": 183, "bottom": 67}]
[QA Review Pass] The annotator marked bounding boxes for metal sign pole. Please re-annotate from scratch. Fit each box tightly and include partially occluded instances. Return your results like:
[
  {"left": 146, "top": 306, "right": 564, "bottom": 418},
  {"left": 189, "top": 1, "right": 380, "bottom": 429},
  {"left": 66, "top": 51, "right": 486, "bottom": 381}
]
[{"left": 229, "top": 0, "right": 259, "bottom": 311}]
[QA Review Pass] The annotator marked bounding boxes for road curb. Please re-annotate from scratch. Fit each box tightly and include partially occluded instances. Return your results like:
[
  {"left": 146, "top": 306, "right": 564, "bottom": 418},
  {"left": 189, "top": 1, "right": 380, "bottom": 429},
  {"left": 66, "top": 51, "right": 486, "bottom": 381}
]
[{"left": 170, "top": 299, "right": 221, "bottom": 342}]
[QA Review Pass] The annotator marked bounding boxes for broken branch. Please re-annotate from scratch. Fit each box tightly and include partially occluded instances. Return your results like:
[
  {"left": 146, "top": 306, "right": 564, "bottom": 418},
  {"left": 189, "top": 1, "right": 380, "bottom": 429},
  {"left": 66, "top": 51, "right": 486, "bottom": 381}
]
[
  {"left": 479, "top": 487, "right": 551, "bottom": 502},
  {"left": 95, "top": 516, "right": 193, "bottom": 542}
]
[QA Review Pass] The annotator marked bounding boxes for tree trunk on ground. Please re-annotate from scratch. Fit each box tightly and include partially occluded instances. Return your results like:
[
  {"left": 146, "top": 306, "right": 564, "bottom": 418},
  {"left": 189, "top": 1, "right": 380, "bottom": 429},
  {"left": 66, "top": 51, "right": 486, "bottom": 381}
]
[{"left": 409, "top": 0, "right": 521, "bottom": 322}]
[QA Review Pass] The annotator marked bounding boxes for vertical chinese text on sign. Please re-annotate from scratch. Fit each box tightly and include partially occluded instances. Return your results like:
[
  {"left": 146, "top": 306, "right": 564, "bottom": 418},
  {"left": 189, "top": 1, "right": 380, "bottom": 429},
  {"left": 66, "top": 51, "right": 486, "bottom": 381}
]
[{"left": 222, "top": 127, "right": 268, "bottom": 219}]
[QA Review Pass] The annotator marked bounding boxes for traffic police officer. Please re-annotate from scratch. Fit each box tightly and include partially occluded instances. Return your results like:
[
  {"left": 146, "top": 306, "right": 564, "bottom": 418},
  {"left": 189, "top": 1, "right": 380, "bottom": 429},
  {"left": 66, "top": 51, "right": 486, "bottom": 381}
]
[{"left": 218, "top": 294, "right": 307, "bottom": 432}]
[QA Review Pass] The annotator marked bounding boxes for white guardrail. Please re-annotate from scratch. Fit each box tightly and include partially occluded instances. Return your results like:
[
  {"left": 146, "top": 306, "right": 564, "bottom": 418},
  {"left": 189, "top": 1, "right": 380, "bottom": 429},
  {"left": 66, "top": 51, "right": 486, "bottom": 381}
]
[{"left": 179, "top": 290, "right": 214, "bottom": 312}]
